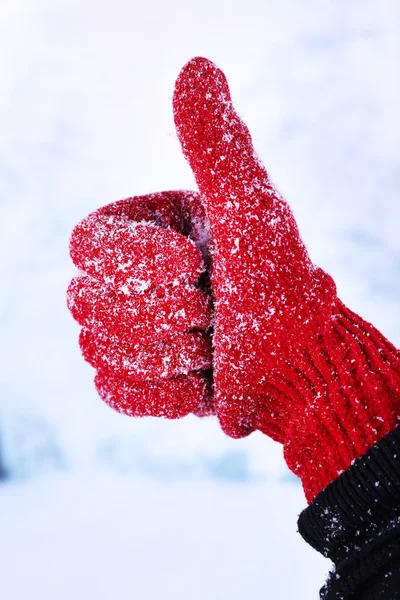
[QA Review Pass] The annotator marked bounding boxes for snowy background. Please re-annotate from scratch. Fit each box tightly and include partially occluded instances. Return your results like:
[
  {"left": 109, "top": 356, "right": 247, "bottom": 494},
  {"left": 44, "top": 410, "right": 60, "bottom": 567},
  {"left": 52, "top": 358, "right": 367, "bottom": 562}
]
[{"left": 0, "top": 1, "right": 399, "bottom": 598}]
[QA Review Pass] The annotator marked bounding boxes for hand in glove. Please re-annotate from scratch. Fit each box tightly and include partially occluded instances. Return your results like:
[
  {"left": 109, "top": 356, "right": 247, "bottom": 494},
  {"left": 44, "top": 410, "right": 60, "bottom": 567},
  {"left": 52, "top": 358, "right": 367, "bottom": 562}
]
[{"left": 173, "top": 57, "right": 400, "bottom": 501}]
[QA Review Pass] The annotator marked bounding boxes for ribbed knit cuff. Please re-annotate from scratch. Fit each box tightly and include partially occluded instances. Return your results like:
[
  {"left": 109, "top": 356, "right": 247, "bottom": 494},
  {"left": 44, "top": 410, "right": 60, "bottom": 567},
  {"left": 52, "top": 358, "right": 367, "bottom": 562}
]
[{"left": 284, "top": 300, "right": 400, "bottom": 502}]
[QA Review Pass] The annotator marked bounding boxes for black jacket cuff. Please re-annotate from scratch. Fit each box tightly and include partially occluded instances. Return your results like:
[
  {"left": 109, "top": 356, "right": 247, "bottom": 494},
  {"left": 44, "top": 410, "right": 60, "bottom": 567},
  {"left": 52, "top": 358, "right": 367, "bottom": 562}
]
[{"left": 298, "top": 425, "right": 400, "bottom": 598}]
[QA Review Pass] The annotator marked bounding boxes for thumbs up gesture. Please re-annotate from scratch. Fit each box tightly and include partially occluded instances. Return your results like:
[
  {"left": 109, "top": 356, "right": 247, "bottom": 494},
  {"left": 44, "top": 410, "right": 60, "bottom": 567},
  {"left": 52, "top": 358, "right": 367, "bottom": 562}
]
[
  {"left": 173, "top": 58, "right": 400, "bottom": 502},
  {"left": 173, "top": 57, "right": 339, "bottom": 440},
  {"left": 68, "top": 58, "right": 400, "bottom": 502}
]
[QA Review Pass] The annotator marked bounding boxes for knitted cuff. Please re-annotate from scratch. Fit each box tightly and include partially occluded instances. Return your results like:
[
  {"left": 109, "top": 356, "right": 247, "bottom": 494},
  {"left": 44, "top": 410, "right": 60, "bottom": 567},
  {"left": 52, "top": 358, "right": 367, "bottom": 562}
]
[
  {"left": 298, "top": 425, "right": 400, "bottom": 597},
  {"left": 284, "top": 300, "right": 400, "bottom": 502}
]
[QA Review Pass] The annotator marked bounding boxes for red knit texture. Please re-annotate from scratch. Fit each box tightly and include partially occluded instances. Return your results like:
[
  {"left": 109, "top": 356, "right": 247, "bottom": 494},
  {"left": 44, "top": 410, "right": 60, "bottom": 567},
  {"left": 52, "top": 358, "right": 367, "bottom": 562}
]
[
  {"left": 173, "top": 57, "right": 400, "bottom": 501},
  {"left": 67, "top": 191, "right": 214, "bottom": 419}
]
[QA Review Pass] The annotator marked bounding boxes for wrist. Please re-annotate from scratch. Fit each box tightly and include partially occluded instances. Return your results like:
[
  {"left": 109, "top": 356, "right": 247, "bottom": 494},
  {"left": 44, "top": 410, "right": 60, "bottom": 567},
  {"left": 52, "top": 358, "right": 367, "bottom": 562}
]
[{"left": 283, "top": 299, "right": 400, "bottom": 502}]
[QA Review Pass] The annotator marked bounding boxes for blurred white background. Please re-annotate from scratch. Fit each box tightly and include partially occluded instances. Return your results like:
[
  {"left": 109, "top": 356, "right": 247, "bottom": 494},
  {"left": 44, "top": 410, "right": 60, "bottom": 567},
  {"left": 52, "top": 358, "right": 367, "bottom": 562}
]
[{"left": 0, "top": 1, "right": 399, "bottom": 598}]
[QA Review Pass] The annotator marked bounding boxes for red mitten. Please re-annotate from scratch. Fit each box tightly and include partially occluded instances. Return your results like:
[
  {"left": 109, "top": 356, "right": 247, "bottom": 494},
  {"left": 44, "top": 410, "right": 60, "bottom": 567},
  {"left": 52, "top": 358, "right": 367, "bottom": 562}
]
[
  {"left": 173, "top": 57, "right": 400, "bottom": 501},
  {"left": 67, "top": 190, "right": 214, "bottom": 419}
]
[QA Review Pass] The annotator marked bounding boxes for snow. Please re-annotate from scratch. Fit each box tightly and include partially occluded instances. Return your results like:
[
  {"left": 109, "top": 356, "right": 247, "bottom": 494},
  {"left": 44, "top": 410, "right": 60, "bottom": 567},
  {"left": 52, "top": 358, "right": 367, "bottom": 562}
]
[
  {"left": 0, "top": 475, "right": 328, "bottom": 599},
  {"left": 0, "top": 1, "right": 399, "bottom": 598}
]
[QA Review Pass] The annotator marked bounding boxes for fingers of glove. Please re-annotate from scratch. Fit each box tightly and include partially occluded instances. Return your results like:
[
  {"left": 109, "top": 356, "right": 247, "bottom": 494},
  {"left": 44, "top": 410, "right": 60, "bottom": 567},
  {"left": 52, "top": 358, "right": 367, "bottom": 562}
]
[
  {"left": 173, "top": 57, "right": 309, "bottom": 271},
  {"left": 173, "top": 58, "right": 270, "bottom": 209},
  {"left": 66, "top": 275, "right": 212, "bottom": 345},
  {"left": 70, "top": 212, "right": 203, "bottom": 292},
  {"left": 95, "top": 191, "right": 210, "bottom": 267},
  {"left": 95, "top": 369, "right": 212, "bottom": 419},
  {"left": 79, "top": 328, "right": 212, "bottom": 381},
  {"left": 104, "top": 193, "right": 186, "bottom": 230}
]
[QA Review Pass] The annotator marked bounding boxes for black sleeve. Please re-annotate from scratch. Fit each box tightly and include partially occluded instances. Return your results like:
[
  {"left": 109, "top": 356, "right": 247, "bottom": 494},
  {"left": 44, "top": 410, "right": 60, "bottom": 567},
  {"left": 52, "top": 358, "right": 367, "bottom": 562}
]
[{"left": 297, "top": 425, "right": 400, "bottom": 599}]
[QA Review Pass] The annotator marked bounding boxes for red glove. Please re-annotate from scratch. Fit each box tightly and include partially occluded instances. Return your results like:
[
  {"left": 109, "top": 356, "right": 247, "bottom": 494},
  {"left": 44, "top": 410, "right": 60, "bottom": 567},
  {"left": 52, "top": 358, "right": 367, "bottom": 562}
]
[
  {"left": 67, "top": 191, "right": 214, "bottom": 419},
  {"left": 173, "top": 57, "right": 400, "bottom": 501}
]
